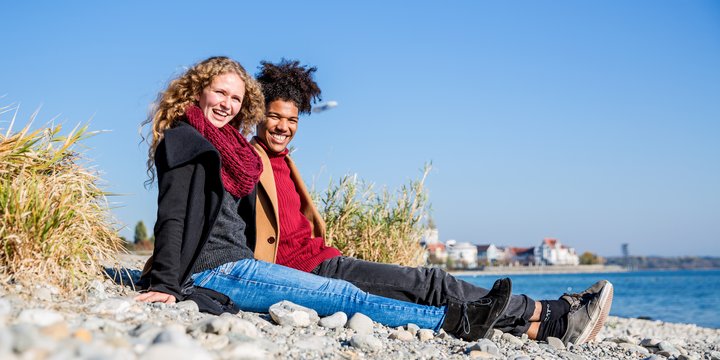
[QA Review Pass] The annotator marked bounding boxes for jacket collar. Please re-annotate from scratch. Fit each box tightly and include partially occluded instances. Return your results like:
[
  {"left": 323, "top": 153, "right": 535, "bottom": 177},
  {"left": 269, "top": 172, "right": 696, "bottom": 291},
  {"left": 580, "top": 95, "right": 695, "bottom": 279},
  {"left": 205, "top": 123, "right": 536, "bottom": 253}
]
[{"left": 162, "top": 122, "right": 218, "bottom": 169}]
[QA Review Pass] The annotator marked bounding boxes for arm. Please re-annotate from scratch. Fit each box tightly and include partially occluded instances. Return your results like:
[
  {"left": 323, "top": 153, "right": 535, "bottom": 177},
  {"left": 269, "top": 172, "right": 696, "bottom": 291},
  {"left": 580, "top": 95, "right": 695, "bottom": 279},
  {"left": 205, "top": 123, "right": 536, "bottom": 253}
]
[{"left": 140, "top": 142, "right": 194, "bottom": 301}]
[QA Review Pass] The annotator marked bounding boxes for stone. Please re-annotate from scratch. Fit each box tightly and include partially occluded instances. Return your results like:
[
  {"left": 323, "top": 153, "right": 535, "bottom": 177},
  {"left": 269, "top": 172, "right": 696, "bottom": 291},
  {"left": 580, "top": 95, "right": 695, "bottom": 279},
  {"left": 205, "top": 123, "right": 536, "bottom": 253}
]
[
  {"left": 140, "top": 344, "right": 213, "bottom": 360},
  {"left": 10, "top": 323, "right": 41, "bottom": 353},
  {"left": 641, "top": 338, "right": 662, "bottom": 347},
  {"left": 189, "top": 317, "right": 232, "bottom": 336},
  {"left": 469, "top": 350, "right": 496, "bottom": 359},
  {"left": 72, "top": 328, "right": 93, "bottom": 343},
  {"left": 508, "top": 355, "right": 531, "bottom": 360},
  {"left": 467, "top": 338, "right": 500, "bottom": 356},
  {"left": 196, "top": 333, "right": 230, "bottom": 350},
  {"left": 227, "top": 318, "right": 259, "bottom": 339},
  {"left": 0, "top": 327, "right": 14, "bottom": 355},
  {"left": 491, "top": 329, "right": 503, "bottom": 340},
  {"left": 153, "top": 327, "right": 193, "bottom": 347},
  {"left": 39, "top": 322, "right": 69, "bottom": 340},
  {"left": 295, "top": 335, "right": 327, "bottom": 351},
  {"left": 346, "top": 313, "right": 373, "bottom": 335},
  {"left": 319, "top": 312, "right": 347, "bottom": 329},
  {"left": 677, "top": 355, "right": 698, "bottom": 360},
  {"left": 349, "top": 334, "right": 382, "bottom": 352},
  {"left": 436, "top": 329, "right": 450, "bottom": 340},
  {"left": 268, "top": 301, "right": 319, "bottom": 327},
  {"left": 176, "top": 300, "right": 200, "bottom": 313},
  {"left": 620, "top": 343, "right": 651, "bottom": 355},
  {"left": 658, "top": 341, "right": 680, "bottom": 356},
  {"left": 0, "top": 298, "right": 11, "bottom": 323},
  {"left": 547, "top": 336, "right": 566, "bottom": 350},
  {"left": 406, "top": 323, "right": 420, "bottom": 336},
  {"left": 17, "top": 309, "right": 63, "bottom": 327},
  {"left": 388, "top": 330, "right": 413, "bottom": 341},
  {"left": 709, "top": 351, "right": 720, "bottom": 360},
  {"left": 35, "top": 287, "right": 53, "bottom": 302},
  {"left": 91, "top": 297, "right": 133, "bottom": 314},
  {"left": 223, "top": 342, "right": 269, "bottom": 359},
  {"left": 502, "top": 332, "right": 525, "bottom": 346},
  {"left": 417, "top": 329, "right": 434, "bottom": 341}
]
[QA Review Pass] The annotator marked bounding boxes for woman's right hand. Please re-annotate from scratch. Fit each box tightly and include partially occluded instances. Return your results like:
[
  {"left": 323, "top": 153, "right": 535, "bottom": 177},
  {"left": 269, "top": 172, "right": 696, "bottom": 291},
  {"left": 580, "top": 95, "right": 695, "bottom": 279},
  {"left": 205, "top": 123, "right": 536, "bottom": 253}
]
[{"left": 135, "top": 291, "right": 177, "bottom": 304}]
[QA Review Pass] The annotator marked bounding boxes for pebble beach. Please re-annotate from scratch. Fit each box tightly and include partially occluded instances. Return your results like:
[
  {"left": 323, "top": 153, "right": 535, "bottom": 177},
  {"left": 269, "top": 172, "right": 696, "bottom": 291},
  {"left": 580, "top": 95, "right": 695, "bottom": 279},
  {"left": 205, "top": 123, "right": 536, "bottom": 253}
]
[{"left": 1, "top": 258, "right": 719, "bottom": 359}]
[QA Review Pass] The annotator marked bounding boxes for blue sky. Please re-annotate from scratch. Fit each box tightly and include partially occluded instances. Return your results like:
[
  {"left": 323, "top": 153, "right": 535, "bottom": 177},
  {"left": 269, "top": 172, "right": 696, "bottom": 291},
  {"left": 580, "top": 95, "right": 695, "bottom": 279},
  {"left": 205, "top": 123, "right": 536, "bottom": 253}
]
[{"left": 2, "top": 1, "right": 718, "bottom": 257}]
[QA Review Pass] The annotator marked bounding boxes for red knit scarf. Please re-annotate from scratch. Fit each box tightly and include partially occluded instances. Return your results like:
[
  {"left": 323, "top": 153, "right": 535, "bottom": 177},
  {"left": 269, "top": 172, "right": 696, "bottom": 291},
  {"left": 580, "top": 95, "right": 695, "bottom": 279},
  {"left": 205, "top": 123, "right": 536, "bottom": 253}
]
[{"left": 183, "top": 105, "right": 262, "bottom": 198}]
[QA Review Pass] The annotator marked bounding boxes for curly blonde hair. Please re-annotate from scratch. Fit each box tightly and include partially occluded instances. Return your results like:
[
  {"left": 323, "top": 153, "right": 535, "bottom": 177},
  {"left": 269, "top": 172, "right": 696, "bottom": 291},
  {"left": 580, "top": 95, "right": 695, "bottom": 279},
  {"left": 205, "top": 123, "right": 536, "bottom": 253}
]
[{"left": 142, "top": 56, "right": 265, "bottom": 183}]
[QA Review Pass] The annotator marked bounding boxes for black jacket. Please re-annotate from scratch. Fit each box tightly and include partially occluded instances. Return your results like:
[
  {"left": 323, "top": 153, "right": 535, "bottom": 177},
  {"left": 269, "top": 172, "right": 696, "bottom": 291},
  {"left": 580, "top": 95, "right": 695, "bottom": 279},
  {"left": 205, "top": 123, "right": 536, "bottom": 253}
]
[{"left": 141, "top": 122, "right": 255, "bottom": 301}]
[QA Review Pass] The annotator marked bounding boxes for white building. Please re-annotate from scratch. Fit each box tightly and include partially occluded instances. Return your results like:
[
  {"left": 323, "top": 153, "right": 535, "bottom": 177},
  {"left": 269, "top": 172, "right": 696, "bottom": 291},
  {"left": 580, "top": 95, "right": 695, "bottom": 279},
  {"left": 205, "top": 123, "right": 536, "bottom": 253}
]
[
  {"left": 446, "top": 240, "right": 478, "bottom": 269},
  {"left": 536, "top": 238, "right": 580, "bottom": 266},
  {"left": 476, "top": 244, "right": 504, "bottom": 265}
]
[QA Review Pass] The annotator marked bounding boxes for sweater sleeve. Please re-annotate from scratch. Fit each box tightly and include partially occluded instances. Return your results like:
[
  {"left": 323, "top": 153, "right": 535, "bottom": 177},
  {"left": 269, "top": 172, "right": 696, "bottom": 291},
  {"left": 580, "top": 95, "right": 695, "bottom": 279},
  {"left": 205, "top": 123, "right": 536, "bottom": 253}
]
[{"left": 146, "top": 142, "right": 194, "bottom": 300}]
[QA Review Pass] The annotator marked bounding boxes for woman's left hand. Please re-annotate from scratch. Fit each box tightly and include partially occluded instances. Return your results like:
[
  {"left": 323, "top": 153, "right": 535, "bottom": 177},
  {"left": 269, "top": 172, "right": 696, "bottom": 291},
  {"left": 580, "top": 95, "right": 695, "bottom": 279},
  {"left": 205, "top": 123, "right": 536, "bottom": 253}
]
[{"left": 135, "top": 291, "right": 177, "bottom": 304}]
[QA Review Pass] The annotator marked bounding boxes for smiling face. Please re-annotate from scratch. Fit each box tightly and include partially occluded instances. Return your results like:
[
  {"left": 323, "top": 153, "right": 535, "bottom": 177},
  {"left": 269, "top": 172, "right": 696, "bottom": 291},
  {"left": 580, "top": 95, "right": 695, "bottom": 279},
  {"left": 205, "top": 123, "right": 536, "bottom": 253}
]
[
  {"left": 257, "top": 100, "right": 299, "bottom": 154},
  {"left": 197, "top": 72, "right": 246, "bottom": 128}
]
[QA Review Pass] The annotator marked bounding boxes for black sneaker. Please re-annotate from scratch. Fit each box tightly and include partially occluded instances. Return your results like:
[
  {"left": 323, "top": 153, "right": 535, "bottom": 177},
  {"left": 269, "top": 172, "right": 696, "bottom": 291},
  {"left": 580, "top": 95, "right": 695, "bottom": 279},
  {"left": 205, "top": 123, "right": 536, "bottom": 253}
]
[
  {"left": 560, "top": 280, "right": 614, "bottom": 345},
  {"left": 442, "top": 278, "right": 512, "bottom": 341}
]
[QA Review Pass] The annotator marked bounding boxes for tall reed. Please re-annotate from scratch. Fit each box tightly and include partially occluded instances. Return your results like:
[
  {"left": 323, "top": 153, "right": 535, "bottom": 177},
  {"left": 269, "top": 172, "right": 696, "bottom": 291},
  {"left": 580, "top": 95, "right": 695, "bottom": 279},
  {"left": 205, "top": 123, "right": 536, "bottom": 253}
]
[
  {"left": 314, "top": 164, "right": 431, "bottom": 267},
  {"left": 0, "top": 108, "right": 123, "bottom": 293}
]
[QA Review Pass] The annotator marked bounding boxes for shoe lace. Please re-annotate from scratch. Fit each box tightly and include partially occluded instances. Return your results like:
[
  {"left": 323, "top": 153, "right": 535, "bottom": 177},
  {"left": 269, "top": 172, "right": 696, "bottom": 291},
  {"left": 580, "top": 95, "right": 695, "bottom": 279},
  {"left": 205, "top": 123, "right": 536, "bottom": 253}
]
[
  {"left": 562, "top": 292, "right": 591, "bottom": 312},
  {"left": 459, "top": 303, "right": 470, "bottom": 335}
]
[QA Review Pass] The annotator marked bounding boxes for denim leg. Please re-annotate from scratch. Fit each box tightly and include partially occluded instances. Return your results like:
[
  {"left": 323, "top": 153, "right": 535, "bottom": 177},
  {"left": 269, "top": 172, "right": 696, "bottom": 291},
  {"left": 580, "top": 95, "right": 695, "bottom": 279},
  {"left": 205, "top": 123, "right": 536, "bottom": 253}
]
[
  {"left": 192, "top": 259, "right": 447, "bottom": 331},
  {"left": 313, "top": 256, "right": 535, "bottom": 335}
]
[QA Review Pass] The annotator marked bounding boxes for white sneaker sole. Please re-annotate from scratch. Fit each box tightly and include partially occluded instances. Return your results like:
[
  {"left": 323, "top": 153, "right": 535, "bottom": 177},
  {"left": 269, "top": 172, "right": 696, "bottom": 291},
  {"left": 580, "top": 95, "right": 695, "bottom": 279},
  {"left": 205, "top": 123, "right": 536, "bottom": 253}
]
[{"left": 576, "top": 281, "right": 614, "bottom": 344}]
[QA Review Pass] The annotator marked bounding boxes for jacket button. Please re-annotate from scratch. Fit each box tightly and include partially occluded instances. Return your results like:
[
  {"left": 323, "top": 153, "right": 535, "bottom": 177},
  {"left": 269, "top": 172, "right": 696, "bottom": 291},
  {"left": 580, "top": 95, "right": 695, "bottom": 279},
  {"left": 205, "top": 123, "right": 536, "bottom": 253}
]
[{"left": 267, "top": 236, "right": 276, "bottom": 244}]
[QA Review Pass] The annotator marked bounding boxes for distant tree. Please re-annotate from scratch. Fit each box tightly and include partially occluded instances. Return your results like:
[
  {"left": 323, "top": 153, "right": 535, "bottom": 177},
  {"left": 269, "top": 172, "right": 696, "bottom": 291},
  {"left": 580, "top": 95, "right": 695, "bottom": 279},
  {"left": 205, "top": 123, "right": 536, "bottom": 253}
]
[
  {"left": 579, "top": 251, "right": 605, "bottom": 265},
  {"left": 134, "top": 221, "right": 148, "bottom": 244}
]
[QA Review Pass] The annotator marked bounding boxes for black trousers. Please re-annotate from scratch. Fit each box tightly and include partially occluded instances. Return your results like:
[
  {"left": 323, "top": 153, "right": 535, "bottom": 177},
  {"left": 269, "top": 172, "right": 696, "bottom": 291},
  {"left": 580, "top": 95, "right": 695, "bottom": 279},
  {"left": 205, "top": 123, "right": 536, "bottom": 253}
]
[{"left": 312, "top": 256, "right": 536, "bottom": 335}]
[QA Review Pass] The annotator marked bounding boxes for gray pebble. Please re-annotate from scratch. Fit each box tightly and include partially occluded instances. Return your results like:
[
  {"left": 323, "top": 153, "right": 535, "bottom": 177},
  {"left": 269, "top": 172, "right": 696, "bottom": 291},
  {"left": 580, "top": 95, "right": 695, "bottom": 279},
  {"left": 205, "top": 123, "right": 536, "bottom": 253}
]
[
  {"left": 175, "top": 300, "right": 200, "bottom": 313},
  {"left": 349, "top": 334, "right": 382, "bottom": 352},
  {"left": 268, "top": 301, "right": 318, "bottom": 327},
  {"left": 501, "top": 332, "right": 525, "bottom": 346},
  {"left": 17, "top": 309, "right": 63, "bottom": 327},
  {"left": 467, "top": 338, "right": 500, "bottom": 355},
  {"left": 0, "top": 298, "right": 11, "bottom": 323},
  {"left": 318, "top": 311, "right": 347, "bottom": 329},
  {"left": 641, "top": 338, "right": 662, "bottom": 347},
  {"left": 35, "top": 287, "right": 53, "bottom": 302},
  {"left": 294, "top": 335, "right": 327, "bottom": 351},
  {"left": 620, "top": 343, "right": 651, "bottom": 355},
  {"left": 436, "top": 329, "right": 450, "bottom": 340},
  {"left": 223, "top": 342, "right": 269, "bottom": 359},
  {"left": 0, "top": 327, "right": 14, "bottom": 354},
  {"left": 153, "top": 327, "right": 193, "bottom": 346},
  {"left": 347, "top": 313, "right": 373, "bottom": 335},
  {"left": 546, "top": 336, "right": 566, "bottom": 350},
  {"left": 417, "top": 329, "right": 434, "bottom": 341},
  {"left": 508, "top": 355, "right": 531, "bottom": 360},
  {"left": 140, "top": 344, "right": 213, "bottom": 360},
  {"left": 91, "top": 298, "right": 133, "bottom": 315},
  {"left": 10, "top": 324, "right": 41, "bottom": 353}
]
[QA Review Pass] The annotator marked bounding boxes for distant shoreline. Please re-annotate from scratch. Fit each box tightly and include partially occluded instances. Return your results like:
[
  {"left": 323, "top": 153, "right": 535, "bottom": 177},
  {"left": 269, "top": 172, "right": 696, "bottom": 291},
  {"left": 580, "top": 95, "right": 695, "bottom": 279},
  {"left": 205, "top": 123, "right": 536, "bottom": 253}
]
[{"left": 449, "top": 264, "right": 626, "bottom": 276}]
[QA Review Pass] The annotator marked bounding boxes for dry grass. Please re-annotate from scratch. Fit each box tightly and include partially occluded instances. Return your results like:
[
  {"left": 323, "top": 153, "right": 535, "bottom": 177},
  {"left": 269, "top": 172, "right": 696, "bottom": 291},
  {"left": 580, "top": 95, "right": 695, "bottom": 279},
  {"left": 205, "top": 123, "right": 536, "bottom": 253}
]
[
  {"left": 0, "top": 106, "right": 124, "bottom": 294},
  {"left": 314, "top": 164, "right": 431, "bottom": 267}
]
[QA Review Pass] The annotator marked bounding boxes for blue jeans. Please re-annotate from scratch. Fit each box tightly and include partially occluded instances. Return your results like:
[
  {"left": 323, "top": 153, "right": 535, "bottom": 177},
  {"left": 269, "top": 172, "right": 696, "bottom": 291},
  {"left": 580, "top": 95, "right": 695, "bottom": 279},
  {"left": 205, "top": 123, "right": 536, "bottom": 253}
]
[{"left": 192, "top": 259, "right": 447, "bottom": 330}]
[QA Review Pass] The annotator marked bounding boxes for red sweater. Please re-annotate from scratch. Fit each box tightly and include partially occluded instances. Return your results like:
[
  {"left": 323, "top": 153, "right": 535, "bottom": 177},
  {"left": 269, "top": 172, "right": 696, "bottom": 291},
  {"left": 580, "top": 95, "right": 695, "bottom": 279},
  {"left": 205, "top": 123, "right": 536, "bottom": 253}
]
[{"left": 267, "top": 150, "right": 341, "bottom": 272}]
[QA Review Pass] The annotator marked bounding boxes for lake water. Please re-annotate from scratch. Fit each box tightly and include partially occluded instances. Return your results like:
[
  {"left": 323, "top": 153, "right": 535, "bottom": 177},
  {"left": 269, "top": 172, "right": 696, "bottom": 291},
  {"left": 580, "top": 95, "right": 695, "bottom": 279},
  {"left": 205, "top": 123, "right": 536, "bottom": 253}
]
[{"left": 457, "top": 269, "right": 720, "bottom": 329}]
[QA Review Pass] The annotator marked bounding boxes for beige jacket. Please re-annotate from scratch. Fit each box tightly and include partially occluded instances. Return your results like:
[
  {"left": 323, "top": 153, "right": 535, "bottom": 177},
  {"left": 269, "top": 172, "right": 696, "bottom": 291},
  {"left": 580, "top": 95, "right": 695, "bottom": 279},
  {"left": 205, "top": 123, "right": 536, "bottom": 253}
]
[{"left": 251, "top": 138, "right": 326, "bottom": 263}]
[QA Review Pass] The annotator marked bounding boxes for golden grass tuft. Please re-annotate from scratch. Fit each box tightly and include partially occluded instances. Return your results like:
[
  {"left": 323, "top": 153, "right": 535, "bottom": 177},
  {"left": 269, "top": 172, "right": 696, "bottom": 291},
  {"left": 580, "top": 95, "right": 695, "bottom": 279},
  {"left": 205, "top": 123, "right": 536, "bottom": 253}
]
[
  {"left": 315, "top": 164, "right": 431, "bottom": 267},
  {"left": 0, "top": 107, "right": 124, "bottom": 294}
]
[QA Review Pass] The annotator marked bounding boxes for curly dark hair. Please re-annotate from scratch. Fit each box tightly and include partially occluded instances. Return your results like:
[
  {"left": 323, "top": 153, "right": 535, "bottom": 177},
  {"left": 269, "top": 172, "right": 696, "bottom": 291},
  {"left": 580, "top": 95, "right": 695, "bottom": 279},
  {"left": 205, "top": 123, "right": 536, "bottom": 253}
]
[{"left": 256, "top": 59, "right": 321, "bottom": 114}]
